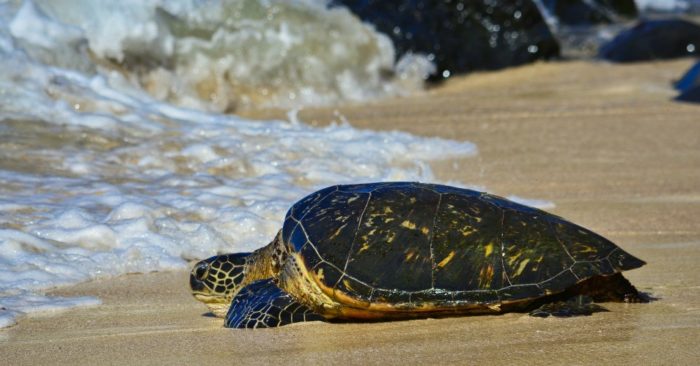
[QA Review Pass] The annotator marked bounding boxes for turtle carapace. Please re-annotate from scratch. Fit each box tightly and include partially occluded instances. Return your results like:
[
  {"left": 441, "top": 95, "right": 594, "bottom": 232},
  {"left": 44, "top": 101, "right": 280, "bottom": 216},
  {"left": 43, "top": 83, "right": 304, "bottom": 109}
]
[{"left": 190, "top": 182, "right": 647, "bottom": 329}]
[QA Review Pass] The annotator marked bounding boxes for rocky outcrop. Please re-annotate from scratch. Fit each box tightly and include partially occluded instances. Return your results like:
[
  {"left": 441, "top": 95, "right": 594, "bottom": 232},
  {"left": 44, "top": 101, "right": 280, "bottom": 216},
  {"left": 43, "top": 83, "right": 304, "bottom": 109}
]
[
  {"left": 599, "top": 19, "right": 700, "bottom": 62},
  {"left": 541, "top": 0, "right": 637, "bottom": 25},
  {"left": 330, "top": 0, "right": 560, "bottom": 80}
]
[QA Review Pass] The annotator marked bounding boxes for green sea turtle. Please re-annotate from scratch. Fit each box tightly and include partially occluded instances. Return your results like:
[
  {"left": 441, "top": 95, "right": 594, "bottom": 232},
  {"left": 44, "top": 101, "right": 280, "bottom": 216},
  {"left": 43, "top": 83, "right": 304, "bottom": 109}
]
[{"left": 190, "top": 182, "right": 647, "bottom": 329}]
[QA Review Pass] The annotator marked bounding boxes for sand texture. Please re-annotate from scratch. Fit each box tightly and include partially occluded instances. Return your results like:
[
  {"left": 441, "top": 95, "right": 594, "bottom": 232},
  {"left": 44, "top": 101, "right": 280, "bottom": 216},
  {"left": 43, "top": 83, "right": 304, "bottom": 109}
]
[{"left": 2, "top": 60, "right": 700, "bottom": 365}]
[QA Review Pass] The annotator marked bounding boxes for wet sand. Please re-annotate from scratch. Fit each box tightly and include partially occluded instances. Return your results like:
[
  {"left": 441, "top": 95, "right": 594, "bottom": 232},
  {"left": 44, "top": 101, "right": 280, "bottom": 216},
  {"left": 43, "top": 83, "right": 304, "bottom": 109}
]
[{"left": 2, "top": 59, "right": 700, "bottom": 365}]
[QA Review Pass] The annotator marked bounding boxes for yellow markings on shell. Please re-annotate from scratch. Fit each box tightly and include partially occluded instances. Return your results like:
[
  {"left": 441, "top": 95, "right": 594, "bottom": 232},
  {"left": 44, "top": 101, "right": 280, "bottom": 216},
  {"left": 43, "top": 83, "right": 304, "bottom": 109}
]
[
  {"left": 347, "top": 196, "right": 358, "bottom": 204},
  {"left": 484, "top": 243, "right": 494, "bottom": 257},
  {"left": 409, "top": 197, "right": 416, "bottom": 204},
  {"left": 335, "top": 215, "right": 350, "bottom": 222},
  {"left": 405, "top": 250, "right": 417, "bottom": 261},
  {"left": 437, "top": 250, "right": 456, "bottom": 268},
  {"left": 421, "top": 226, "right": 430, "bottom": 235},
  {"left": 514, "top": 258, "right": 531, "bottom": 277},
  {"left": 460, "top": 226, "right": 475, "bottom": 237},
  {"left": 508, "top": 252, "right": 522, "bottom": 266},
  {"left": 384, "top": 217, "right": 395, "bottom": 223},
  {"left": 384, "top": 206, "right": 393, "bottom": 214},
  {"left": 530, "top": 255, "right": 544, "bottom": 271},
  {"left": 386, "top": 232, "right": 396, "bottom": 243},
  {"left": 342, "top": 279, "right": 355, "bottom": 292},
  {"left": 479, "top": 264, "right": 494, "bottom": 288},
  {"left": 578, "top": 245, "right": 596, "bottom": 253},
  {"left": 401, "top": 220, "right": 416, "bottom": 230},
  {"left": 316, "top": 268, "right": 325, "bottom": 281},
  {"left": 329, "top": 224, "right": 347, "bottom": 240},
  {"left": 358, "top": 242, "right": 370, "bottom": 254}
]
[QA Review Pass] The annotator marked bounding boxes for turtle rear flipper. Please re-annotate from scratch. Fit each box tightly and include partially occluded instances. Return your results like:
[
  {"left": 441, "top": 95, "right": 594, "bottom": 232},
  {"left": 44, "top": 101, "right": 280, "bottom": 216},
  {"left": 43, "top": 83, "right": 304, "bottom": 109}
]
[
  {"left": 225, "top": 279, "right": 324, "bottom": 329},
  {"left": 584, "top": 273, "right": 649, "bottom": 303},
  {"left": 529, "top": 273, "right": 648, "bottom": 317},
  {"left": 529, "top": 295, "right": 608, "bottom": 317}
]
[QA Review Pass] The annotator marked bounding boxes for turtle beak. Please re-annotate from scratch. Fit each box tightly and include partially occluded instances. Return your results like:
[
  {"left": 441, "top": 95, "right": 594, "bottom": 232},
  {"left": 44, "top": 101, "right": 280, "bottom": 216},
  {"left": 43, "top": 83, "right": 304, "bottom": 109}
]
[{"left": 189, "top": 261, "right": 210, "bottom": 294}]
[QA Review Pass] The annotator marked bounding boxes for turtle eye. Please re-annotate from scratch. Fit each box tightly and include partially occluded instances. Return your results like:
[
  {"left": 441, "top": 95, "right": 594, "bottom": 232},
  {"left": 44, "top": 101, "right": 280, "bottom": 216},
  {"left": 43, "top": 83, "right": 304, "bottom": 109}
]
[{"left": 194, "top": 262, "right": 209, "bottom": 281}]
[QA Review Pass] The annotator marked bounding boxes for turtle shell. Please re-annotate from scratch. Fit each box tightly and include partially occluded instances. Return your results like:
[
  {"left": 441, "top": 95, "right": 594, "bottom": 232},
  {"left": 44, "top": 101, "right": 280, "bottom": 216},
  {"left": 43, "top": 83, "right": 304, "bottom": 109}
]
[{"left": 281, "top": 182, "right": 644, "bottom": 306}]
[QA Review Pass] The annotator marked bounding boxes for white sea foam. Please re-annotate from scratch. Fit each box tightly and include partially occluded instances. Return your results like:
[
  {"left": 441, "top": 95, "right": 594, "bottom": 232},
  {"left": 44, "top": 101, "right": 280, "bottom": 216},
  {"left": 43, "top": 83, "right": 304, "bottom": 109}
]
[
  {"left": 0, "top": 1, "right": 473, "bottom": 328},
  {"left": 9, "top": 0, "right": 433, "bottom": 112}
]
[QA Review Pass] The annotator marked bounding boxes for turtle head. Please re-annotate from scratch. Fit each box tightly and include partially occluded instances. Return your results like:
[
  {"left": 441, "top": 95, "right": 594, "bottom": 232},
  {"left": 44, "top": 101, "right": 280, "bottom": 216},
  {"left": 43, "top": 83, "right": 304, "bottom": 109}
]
[{"left": 190, "top": 252, "right": 251, "bottom": 317}]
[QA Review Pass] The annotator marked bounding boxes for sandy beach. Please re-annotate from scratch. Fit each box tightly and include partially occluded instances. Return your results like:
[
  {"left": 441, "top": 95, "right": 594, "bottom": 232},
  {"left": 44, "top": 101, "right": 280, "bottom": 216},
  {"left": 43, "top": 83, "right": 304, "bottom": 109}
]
[{"left": 2, "top": 59, "right": 700, "bottom": 365}]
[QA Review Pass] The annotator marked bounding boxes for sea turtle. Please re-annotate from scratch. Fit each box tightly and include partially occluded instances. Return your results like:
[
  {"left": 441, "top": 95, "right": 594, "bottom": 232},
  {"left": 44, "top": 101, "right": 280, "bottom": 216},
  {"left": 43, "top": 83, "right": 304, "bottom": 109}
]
[{"left": 190, "top": 182, "right": 647, "bottom": 329}]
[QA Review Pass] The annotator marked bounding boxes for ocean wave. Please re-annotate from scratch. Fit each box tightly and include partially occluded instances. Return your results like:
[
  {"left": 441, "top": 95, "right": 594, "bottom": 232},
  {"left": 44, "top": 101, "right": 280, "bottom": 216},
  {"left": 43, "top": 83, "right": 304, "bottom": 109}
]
[{"left": 8, "top": 0, "right": 432, "bottom": 112}]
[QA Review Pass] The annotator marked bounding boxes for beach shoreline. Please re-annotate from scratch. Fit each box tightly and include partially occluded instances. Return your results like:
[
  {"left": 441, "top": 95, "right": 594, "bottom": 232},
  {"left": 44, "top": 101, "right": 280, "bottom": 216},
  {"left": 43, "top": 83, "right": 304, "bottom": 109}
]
[{"left": 2, "top": 59, "right": 700, "bottom": 365}]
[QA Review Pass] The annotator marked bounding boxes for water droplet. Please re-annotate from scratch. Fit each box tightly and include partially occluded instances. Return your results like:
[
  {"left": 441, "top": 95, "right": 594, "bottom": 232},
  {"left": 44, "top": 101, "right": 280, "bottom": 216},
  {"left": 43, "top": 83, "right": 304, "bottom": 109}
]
[
  {"left": 527, "top": 45, "right": 539, "bottom": 54},
  {"left": 687, "top": 44, "right": 696, "bottom": 53},
  {"left": 442, "top": 70, "right": 451, "bottom": 78}
]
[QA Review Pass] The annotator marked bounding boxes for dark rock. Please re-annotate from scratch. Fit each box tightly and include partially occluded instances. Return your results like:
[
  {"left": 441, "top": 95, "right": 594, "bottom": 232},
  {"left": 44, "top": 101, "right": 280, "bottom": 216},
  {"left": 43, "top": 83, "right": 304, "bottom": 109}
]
[
  {"left": 675, "top": 61, "right": 700, "bottom": 91},
  {"left": 539, "top": 1, "right": 638, "bottom": 60},
  {"left": 541, "top": 0, "right": 638, "bottom": 25},
  {"left": 675, "top": 61, "right": 700, "bottom": 103},
  {"left": 676, "top": 85, "right": 700, "bottom": 103},
  {"left": 330, "top": 0, "right": 560, "bottom": 80},
  {"left": 599, "top": 19, "right": 700, "bottom": 62}
]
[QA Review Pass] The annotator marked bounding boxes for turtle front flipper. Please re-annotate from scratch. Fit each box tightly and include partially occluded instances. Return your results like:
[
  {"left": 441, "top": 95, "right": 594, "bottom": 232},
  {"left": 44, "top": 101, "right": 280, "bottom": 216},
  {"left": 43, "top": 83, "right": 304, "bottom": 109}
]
[{"left": 225, "top": 279, "right": 324, "bottom": 329}]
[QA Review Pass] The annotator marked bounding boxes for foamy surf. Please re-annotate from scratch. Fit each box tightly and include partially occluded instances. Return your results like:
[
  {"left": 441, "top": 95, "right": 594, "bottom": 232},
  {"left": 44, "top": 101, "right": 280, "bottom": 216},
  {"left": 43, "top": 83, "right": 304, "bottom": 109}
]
[
  {"left": 0, "top": 1, "right": 474, "bottom": 328},
  {"left": 7, "top": 0, "right": 432, "bottom": 112},
  {"left": 0, "top": 294, "right": 101, "bottom": 328}
]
